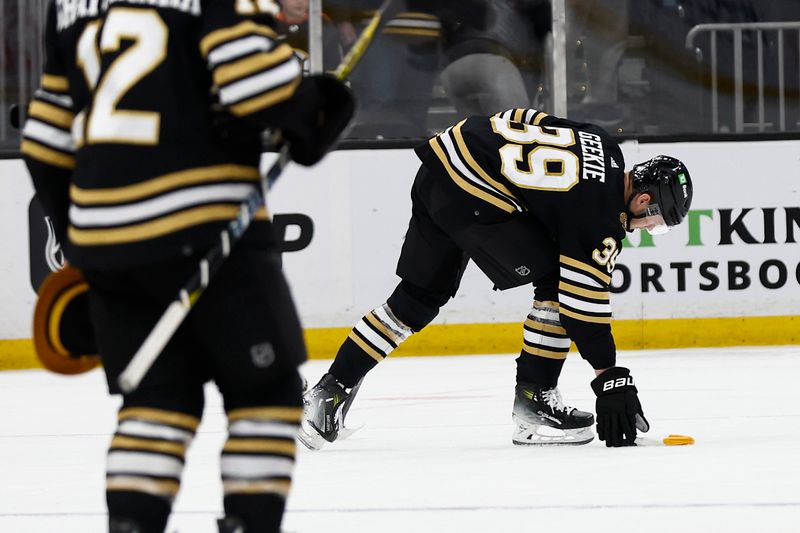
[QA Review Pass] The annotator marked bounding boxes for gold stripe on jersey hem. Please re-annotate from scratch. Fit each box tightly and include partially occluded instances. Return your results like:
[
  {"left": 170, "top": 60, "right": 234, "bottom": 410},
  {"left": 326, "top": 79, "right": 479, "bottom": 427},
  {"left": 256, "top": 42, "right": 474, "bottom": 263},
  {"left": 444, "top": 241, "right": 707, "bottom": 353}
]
[
  {"left": 41, "top": 74, "right": 69, "bottom": 92},
  {"left": 119, "top": 408, "right": 200, "bottom": 431},
  {"left": 559, "top": 307, "right": 612, "bottom": 324},
  {"left": 200, "top": 20, "right": 277, "bottom": 58},
  {"left": 522, "top": 344, "right": 568, "bottom": 359},
  {"left": 229, "top": 77, "right": 301, "bottom": 117},
  {"left": 558, "top": 281, "right": 610, "bottom": 301},
  {"left": 70, "top": 164, "right": 259, "bottom": 205},
  {"left": 523, "top": 319, "right": 567, "bottom": 335},
  {"left": 513, "top": 109, "right": 525, "bottom": 122},
  {"left": 348, "top": 331, "right": 384, "bottom": 363},
  {"left": 110, "top": 435, "right": 187, "bottom": 456},
  {"left": 20, "top": 140, "right": 75, "bottom": 169},
  {"left": 28, "top": 101, "right": 74, "bottom": 128},
  {"left": 107, "top": 476, "right": 180, "bottom": 497},
  {"left": 223, "top": 438, "right": 296, "bottom": 455},
  {"left": 365, "top": 312, "right": 400, "bottom": 346},
  {"left": 68, "top": 204, "right": 268, "bottom": 246},
  {"left": 223, "top": 479, "right": 290, "bottom": 497},
  {"left": 227, "top": 407, "right": 303, "bottom": 423},
  {"left": 429, "top": 136, "right": 516, "bottom": 214},
  {"left": 533, "top": 111, "right": 549, "bottom": 125},
  {"left": 452, "top": 121, "right": 519, "bottom": 200},
  {"left": 214, "top": 45, "right": 294, "bottom": 86},
  {"left": 559, "top": 255, "right": 611, "bottom": 285}
]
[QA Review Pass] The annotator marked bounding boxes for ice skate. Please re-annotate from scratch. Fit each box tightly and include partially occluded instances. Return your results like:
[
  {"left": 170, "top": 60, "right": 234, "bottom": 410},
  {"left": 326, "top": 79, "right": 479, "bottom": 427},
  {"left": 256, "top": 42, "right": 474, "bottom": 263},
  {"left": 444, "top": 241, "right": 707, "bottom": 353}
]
[
  {"left": 298, "top": 374, "right": 361, "bottom": 450},
  {"left": 512, "top": 383, "right": 595, "bottom": 446}
]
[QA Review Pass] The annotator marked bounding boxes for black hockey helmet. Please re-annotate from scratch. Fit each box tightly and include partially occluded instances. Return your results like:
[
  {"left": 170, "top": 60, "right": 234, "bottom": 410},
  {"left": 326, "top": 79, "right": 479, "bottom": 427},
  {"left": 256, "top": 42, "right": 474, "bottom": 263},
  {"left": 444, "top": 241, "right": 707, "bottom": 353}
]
[{"left": 630, "top": 155, "right": 693, "bottom": 231}]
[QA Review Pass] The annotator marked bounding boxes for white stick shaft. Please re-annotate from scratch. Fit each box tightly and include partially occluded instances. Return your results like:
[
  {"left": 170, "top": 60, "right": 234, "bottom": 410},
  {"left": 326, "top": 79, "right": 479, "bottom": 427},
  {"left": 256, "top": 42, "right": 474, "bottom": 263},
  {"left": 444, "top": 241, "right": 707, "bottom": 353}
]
[{"left": 117, "top": 301, "right": 191, "bottom": 393}]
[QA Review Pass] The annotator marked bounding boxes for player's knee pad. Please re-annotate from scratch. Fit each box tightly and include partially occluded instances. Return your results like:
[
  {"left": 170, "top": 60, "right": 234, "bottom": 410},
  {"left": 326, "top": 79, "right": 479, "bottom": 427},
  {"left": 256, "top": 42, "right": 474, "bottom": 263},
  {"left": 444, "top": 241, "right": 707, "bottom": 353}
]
[
  {"left": 521, "top": 300, "right": 571, "bottom": 361},
  {"left": 106, "top": 405, "right": 201, "bottom": 505},
  {"left": 386, "top": 280, "right": 448, "bottom": 332}
]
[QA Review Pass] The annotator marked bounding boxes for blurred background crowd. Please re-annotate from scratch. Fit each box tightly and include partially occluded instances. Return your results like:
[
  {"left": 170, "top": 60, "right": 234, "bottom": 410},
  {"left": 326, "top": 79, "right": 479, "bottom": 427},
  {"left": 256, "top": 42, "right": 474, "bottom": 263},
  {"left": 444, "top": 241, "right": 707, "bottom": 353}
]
[{"left": 2, "top": 0, "right": 799, "bottom": 153}]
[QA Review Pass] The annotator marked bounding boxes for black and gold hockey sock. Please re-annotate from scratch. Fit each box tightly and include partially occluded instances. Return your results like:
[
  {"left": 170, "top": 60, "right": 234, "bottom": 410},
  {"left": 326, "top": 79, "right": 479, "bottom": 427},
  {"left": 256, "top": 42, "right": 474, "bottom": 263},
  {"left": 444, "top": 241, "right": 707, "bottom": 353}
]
[
  {"left": 106, "top": 407, "right": 199, "bottom": 533},
  {"left": 515, "top": 300, "right": 570, "bottom": 388},
  {"left": 221, "top": 406, "right": 302, "bottom": 533},
  {"left": 329, "top": 303, "right": 414, "bottom": 388}
]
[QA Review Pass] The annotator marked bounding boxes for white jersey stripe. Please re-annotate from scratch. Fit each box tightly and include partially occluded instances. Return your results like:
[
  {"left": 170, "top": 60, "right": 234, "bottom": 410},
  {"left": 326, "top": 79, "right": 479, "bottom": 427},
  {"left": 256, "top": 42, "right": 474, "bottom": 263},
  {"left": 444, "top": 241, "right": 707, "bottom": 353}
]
[
  {"left": 219, "top": 59, "right": 301, "bottom": 104},
  {"left": 440, "top": 130, "right": 523, "bottom": 211},
  {"left": 69, "top": 183, "right": 256, "bottom": 227},
  {"left": 560, "top": 266, "right": 605, "bottom": 289},
  {"left": 209, "top": 35, "right": 274, "bottom": 67},
  {"left": 23, "top": 119, "right": 74, "bottom": 152}
]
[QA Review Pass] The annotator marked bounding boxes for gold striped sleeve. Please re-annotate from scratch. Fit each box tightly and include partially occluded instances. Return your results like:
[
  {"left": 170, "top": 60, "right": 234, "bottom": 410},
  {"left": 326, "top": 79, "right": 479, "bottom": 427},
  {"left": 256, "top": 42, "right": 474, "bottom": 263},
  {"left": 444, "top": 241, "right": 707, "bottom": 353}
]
[
  {"left": 428, "top": 135, "right": 516, "bottom": 214},
  {"left": 28, "top": 101, "right": 75, "bottom": 128},
  {"left": 228, "top": 407, "right": 303, "bottom": 423},
  {"left": 532, "top": 111, "right": 549, "bottom": 125},
  {"left": 20, "top": 140, "right": 75, "bottom": 169},
  {"left": 512, "top": 108, "right": 525, "bottom": 122},
  {"left": 201, "top": 20, "right": 277, "bottom": 58},
  {"left": 559, "top": 255, "right": 611, "bottom": 285},
  {"left": 213, "top": 45, "right": 294, "bottom": 86},
  {"left": 229, "top": 77, "right": 301, "bottom": 117},
  {"left": 41, "top": 74, "right": 69, "bottom": 92}
]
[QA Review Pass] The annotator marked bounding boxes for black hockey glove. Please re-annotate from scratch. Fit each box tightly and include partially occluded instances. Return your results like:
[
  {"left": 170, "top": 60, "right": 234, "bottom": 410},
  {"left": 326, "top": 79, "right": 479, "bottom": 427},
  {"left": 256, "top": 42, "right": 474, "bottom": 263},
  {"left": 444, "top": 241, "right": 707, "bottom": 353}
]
[
  {"left": 590, "top": 367, "right": 650, "bottom": 447},
  {"left": 282, "top": 74, "right": 355, "bottom": 166}
]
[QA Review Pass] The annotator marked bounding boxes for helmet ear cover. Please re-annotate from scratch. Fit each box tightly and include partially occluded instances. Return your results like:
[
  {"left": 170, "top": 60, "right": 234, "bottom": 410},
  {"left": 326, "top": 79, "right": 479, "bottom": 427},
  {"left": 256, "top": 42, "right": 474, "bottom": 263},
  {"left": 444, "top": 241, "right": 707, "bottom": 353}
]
[{"left": 33, "top": 266, "right": 100, "bottom": 375}]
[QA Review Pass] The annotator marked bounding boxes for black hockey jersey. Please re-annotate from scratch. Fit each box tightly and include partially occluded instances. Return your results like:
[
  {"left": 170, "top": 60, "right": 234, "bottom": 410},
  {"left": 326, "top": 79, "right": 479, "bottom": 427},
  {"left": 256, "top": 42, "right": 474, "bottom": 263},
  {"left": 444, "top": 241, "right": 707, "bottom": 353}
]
[
  {"left": 22, "top": 0, "right": 304, "bottom": 270},
  {"left": 416, "top": 108, "right": 628, "bottom": 366}
]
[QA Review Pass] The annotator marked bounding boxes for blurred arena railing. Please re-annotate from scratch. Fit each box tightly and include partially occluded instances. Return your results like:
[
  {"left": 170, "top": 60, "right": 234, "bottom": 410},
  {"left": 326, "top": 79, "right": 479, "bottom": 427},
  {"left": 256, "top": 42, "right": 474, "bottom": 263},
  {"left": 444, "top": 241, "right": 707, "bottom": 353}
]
[
  {"left": 2, "top": 0, "right": 799, "bottom": 156},
  {"left": 686, "top": 21, "right": 800, "bottom": 133}
]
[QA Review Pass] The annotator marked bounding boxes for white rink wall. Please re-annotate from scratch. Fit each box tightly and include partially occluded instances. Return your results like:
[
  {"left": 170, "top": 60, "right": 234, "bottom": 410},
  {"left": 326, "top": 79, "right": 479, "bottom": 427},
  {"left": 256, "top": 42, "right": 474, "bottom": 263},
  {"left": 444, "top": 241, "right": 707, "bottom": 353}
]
[{"left": 1, "top": 139, "right": 799, "bottom": 339}]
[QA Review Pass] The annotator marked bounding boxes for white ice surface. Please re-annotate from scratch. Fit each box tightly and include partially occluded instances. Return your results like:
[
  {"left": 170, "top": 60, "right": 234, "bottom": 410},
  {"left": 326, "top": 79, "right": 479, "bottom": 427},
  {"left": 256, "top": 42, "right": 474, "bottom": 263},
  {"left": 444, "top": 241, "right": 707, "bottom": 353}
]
[{"left": 1, "top": 347, "right": 799, "bottom": 533}]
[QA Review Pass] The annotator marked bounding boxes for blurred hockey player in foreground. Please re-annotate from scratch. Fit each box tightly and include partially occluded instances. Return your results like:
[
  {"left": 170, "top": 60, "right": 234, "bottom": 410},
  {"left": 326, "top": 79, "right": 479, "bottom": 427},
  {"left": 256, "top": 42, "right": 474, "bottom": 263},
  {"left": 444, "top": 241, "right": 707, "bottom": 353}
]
[
  {"left": 22, "top": 1, "right": 352, "bottom": 531},
  {"left": 300, "top": 108, "right": 693, "bottom": 450}
]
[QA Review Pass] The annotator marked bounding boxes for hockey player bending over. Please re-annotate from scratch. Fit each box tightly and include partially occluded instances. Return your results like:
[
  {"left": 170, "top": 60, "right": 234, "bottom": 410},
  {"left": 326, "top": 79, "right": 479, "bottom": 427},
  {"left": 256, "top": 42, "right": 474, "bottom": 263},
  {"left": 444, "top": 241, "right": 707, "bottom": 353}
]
[
  {"left": 300, "top": 108, "right": 693, "bottom": 450},
  {"left": 22, "top": 1, "right": 353, "bottom": 532}
]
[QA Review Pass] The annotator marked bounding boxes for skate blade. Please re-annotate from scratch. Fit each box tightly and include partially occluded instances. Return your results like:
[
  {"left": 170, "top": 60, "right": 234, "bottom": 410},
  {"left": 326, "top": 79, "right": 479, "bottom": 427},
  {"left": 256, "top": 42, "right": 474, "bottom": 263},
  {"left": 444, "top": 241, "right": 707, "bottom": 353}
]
[
  {"left": 512, "top": 416, "right": 594, "bottom": 446},
  {"left": 297, "top": 421, "right": 326, "bottom": 451}
]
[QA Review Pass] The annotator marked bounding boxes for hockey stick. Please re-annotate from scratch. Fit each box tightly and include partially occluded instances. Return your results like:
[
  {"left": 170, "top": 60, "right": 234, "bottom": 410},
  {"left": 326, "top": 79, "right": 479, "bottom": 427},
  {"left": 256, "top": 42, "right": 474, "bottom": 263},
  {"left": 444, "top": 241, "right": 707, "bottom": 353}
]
[{"left": 118, "top": 1, "right": 394, "bottom": 393}]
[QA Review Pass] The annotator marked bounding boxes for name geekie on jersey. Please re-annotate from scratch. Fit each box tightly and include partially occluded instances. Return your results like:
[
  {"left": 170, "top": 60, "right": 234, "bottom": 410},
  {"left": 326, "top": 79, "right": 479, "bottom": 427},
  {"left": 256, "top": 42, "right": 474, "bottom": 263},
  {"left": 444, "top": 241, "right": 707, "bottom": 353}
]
[{"left": 578, "top": 131, "right": 606, "bottom": 183}]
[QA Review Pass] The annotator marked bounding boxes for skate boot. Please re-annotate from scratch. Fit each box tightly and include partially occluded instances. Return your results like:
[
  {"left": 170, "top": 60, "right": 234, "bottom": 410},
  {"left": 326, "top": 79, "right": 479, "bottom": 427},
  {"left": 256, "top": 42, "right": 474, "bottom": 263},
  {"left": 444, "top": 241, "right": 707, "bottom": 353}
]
[
  {"left": 297, "top": 374, "right": 360, "bottom": 450},
  {"left": 512, "top": 382, "right": 595, "bottom": 446},
  {"left": 217, "top": 517, "right": 245, "bottom": 533}
]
